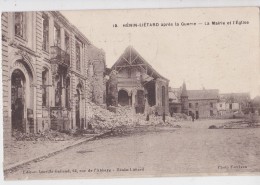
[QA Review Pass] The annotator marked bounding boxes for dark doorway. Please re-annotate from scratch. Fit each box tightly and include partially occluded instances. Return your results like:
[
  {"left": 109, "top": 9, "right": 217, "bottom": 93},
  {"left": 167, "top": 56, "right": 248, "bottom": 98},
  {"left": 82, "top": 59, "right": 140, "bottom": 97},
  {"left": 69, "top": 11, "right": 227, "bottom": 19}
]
[
  {"left": 196, "top": 111, "right": 199, "bottom": 119},
  {"left": 210, "top": 110, "right": 213, "bottom": 116},
  {"left": 145, "top": 80, "right": 156, "bottom": 106},
  {"left": 75, "top": 89, "right": 80, "bottom": 129},
  {"left": 11, "top": 69, "right": 25, "bottom": 132},
  {"left": 135, "top": 90, "right": 145, "bottom": 113},
  {"left": 118, "top": 89, "right": 129, "bottom": 106}
]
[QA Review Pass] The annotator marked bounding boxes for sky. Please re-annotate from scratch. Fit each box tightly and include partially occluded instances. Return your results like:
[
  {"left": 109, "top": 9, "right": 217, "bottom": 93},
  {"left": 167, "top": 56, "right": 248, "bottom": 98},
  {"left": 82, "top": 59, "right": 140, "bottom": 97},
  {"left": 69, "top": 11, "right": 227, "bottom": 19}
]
[{"left": 61, "top": 7, "right": 260, "bottom": 98}]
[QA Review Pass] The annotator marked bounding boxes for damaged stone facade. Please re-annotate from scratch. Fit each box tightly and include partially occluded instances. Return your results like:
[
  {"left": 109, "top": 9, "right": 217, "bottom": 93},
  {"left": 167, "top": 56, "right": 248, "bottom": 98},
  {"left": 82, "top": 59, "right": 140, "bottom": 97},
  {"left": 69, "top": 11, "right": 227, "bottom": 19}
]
[
  {"left": 109, "top": 46, "right": 169, "bottom": 115},
  {"left": 216, "top": 93, "right": 251, "bottom": 115},
  {"left": 87, "top": 45, "right": 106, "bottom": 105},
  {"left": 2, "top": 11, "right": 106, "bottom": 142}
]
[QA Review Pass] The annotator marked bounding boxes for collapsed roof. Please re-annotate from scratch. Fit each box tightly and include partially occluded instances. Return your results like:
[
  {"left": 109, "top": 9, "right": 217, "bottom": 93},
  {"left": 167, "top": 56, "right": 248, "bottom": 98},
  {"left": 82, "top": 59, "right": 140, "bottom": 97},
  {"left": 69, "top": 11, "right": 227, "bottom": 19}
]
[{"left": 111, "top": 46, "right": 169, "bottom": 82}]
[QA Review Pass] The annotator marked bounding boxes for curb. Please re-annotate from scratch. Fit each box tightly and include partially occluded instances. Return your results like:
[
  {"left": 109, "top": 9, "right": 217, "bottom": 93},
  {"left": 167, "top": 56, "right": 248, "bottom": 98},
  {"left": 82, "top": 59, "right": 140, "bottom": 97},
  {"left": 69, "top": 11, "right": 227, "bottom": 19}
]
[{"left": 3, "top": 132, "right": 106, "bottom": 174}]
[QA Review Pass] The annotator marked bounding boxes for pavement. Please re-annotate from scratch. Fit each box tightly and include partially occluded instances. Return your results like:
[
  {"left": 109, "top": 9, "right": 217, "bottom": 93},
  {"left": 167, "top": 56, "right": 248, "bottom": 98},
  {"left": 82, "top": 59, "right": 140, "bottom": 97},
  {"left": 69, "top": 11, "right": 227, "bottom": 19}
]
[
  {"left": 4, "top": 119, "right": 260, "bottom": 180},
  {"left": 3, "top": 134, "right": 100, "bottom": 173}
]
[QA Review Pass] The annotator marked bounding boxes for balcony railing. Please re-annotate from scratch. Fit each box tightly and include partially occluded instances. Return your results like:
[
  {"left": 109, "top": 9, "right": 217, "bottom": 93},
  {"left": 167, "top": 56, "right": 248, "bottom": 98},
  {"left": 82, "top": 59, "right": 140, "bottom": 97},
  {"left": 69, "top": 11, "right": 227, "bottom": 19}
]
[{"left": 50, "top": 46, "right": 70, "bottom": 67}]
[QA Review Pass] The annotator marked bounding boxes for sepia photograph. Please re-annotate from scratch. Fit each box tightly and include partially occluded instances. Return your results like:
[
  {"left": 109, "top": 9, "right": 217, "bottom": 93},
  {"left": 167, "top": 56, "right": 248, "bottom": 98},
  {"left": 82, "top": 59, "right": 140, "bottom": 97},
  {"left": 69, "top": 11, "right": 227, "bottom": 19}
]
[{"left": 1, "top": 6, "right": 260, "bottom": 181}]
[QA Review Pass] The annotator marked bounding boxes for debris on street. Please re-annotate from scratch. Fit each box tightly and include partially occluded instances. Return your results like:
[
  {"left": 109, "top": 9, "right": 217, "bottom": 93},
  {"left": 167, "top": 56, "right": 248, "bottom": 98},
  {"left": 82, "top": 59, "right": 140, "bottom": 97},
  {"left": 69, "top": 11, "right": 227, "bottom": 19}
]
[
  {"left": 208, "top": 120, "right": 260, "bottom": 129},
  {"left": 89, "top": 104, "right": 190, "bottom": 130},
  {"left": 12, "top": 129, "right": 74, "bottom": 141}
]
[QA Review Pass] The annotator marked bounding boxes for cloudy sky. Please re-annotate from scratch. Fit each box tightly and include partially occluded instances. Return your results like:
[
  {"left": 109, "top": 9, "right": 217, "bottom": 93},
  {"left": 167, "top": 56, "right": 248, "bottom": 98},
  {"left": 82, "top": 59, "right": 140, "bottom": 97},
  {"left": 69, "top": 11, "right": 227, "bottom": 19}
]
[{"left": 61, "top": 7, "right": 260, "bottom": 97}]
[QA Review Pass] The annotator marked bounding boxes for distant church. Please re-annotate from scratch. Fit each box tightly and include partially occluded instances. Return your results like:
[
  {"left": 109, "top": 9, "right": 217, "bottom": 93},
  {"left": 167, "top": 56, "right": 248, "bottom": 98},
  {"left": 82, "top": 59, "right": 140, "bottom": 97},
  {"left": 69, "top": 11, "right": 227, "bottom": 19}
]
[{"left": 169, "top": 82, "right": 219, "bottom": 119}]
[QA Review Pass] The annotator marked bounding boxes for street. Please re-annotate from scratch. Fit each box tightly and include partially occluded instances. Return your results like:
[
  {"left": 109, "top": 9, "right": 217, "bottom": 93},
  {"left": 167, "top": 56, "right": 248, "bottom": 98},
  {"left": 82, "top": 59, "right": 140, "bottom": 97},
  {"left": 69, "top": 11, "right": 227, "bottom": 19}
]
[{"left": 5, "top": 120, "right": 260, "bottom": 180}]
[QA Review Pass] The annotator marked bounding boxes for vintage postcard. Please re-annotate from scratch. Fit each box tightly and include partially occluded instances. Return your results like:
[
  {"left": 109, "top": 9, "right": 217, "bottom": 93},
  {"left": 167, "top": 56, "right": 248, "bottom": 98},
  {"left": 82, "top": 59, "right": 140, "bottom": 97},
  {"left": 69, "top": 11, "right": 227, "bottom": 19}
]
[{"left": 1, "top": 7, "right": 260, "bottom": 180}]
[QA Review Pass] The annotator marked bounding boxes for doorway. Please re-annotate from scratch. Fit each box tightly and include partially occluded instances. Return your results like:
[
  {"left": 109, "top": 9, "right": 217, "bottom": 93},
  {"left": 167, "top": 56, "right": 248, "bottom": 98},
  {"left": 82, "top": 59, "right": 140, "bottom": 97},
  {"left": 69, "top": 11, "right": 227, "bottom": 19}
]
[
  {"left": 196, "top": 111, "right": 199, "bottom": 119},
  {"left": 118, "top": 89, "right": 129, "bottom": 106},
  {"left": 75, "top": 89, "right": 80, "bottom": 129},
  {"left": 11, "top": 69, "right": 26, "bottom": 132}
]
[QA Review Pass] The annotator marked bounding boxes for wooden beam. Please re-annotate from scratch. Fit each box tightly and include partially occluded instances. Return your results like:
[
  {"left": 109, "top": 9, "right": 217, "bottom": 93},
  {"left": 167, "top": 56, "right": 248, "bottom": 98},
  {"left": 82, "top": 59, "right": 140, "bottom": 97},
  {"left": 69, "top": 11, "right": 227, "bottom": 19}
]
[
  {"left": 116, "top": 66, "right": 122, "bottom": 72},
  {"left": 131, "top": 55, "right": 139, "bottom": 64},
  {"left": 123, "top": 57, "right": 131, "bottom": 66},
  {"left": 139, "top": 65, "right": 147, "bottom": 73},
  {"left": 115, "top": 64, "right": 147, "bottom": 68}
]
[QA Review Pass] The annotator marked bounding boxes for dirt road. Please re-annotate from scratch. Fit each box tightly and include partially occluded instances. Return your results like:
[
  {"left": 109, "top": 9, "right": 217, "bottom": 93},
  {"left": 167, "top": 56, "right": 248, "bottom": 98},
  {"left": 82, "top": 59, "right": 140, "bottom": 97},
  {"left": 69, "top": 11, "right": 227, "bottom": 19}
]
[{"left": 5, "top": 119, "right": 260, "bottom": 180}]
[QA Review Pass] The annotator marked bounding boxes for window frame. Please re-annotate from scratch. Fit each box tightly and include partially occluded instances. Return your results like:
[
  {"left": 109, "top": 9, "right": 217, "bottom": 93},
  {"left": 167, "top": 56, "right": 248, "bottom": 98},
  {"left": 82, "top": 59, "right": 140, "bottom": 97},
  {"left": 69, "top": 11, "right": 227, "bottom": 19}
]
[
  {"left": 14, "top": 12, "right": 27, "bottom": 40},
  {"left": 42, "top": 13, "right": 49, "bottom": 52},
  {"left": 75, "top": 40, "right": 82, "bottom": 71},
  {"left": 65, "top": 32, "right": 70, "bottom": 54},
  {"left": 54, "top": 24, "right": 61, "bottom": 47},
  {"left": 229, "top": 103, "right": 232, "bottom": 110}
]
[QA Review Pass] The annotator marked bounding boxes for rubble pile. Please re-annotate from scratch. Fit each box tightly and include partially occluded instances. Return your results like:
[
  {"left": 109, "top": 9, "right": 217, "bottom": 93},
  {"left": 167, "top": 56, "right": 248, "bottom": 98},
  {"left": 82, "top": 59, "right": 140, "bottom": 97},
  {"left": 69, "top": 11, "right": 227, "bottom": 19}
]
[
  {"left": 171, "top": 113, "right": 191, "bottom": 121},
  {"left": 89, "top": 104, "right": 138, "bottom": 129},
  {"left": 208, "top": 120, "right": 260, "bottom": 129},
  {"left": 89, "top": 104, "right": 190, "bottom": 130},
  {"left": 12, "top": 129, "right": 72, "bottom": 141},
  {"left": 220, "top": 120, "right": 260, "bottom": 129},
  {"left": 148, "top": 114, "right": 189, "bottom": 127}
]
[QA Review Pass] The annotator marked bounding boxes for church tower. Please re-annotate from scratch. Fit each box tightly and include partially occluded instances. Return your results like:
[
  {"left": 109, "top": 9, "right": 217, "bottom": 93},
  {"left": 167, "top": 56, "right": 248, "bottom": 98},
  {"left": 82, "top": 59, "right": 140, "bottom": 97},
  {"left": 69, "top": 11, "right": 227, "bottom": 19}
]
[{"left": 181, "top": 82, "right": 189, "bottom": 115}]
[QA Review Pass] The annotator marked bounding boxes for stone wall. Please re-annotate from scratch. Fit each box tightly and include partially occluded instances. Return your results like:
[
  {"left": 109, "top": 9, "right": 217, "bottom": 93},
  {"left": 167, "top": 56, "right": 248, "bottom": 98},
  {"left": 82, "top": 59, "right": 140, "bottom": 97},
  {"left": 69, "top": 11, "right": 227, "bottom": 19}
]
[
  {"left": 188, "top": 99, "right": 218, "bottom": 118},
  {"left": 2, "top": 12, "right": 11, "bottom": 143}
]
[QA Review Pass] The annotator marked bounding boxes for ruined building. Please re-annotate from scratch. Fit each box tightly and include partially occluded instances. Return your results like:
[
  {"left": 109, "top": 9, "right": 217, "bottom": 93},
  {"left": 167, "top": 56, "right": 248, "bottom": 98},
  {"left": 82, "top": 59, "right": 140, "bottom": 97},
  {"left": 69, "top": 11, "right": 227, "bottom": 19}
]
[
  {"left": 1, "top": 11, "right": 106, "bottom": 142},
  {"left": 108, "top": 46, "right": 169, "bottom": 115},
  {"left": 216, "top": 93, "right": 251, "bottom": 115}
]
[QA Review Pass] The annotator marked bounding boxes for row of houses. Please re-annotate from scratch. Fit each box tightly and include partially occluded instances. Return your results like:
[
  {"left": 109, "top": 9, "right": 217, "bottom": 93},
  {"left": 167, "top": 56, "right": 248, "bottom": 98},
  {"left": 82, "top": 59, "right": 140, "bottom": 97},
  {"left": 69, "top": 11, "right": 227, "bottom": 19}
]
[
  {"left": 1, "top": 11, "right": 252, "bottom": 142},
  {"left": 169, "top": 83, "right": 251, "bottom": 119}
]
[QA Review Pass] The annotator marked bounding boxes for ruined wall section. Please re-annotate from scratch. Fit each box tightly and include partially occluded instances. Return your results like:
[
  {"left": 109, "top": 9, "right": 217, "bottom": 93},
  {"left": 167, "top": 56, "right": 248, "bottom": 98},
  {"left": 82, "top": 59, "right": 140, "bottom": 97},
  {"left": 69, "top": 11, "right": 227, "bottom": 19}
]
[
  {"left": 86, "top": 45, "right": 106, "bottom": 105},
  {"left": 155, "top": 78, "right": 169, "bottom": 115},
  {"left": 2, "top": 12, "right": 11, "bottom": 142},
  {"left": 107, "top": 70, "right": 118, "bottom": 107},
  {"left": 83, "top": 44, "right": 93, "bottom": 126}
]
